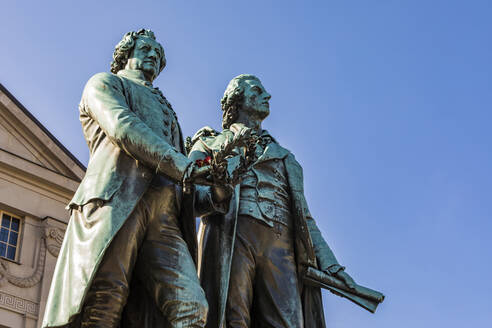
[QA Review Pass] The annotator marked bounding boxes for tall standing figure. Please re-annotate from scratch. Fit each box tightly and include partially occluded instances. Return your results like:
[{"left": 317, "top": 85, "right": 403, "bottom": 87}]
[
  {"left": 42, "top": 29, "right": 208, "bottom": 328},
  {"left": 189, "top": 74, "right": 357, "bottom": 328}
]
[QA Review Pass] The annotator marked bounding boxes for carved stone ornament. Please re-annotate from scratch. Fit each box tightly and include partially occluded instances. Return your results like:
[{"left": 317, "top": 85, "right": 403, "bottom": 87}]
[
  {"left": 44, "top": 226, "right": 65, "bottom": 257},
  {"left": 0, "top": 237, "right": 45, "bottom": 288},
  {"left": 0, "top": 226, "right": 64, "bottom": 288},
  {"left": 0, "top": 290, "right": 39, "bottom": 316}
]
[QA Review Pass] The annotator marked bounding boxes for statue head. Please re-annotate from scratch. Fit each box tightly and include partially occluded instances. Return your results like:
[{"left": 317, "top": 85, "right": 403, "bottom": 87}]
[
  {"left": 110, "top": 29, "right": 166, "bottom": 82},
  {"left": 221, "top": 74, "right": 272, "bottom": 129}
]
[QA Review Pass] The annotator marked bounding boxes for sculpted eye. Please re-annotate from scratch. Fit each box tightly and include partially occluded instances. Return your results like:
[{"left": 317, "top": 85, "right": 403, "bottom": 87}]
[{"left": 252, "top": 86, "right": 262, "bottom": 94}]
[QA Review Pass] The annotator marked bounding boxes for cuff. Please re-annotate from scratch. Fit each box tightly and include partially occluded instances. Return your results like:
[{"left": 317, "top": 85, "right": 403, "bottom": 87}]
[
  {"left": 325, "top": 264, "right": 346, "bottom": 275},
  {"left": 155, "top": 151, "right": 193, "bottom": 183},
  {"left": 178, "top": 161, "right": 195, "bottom": 194}
]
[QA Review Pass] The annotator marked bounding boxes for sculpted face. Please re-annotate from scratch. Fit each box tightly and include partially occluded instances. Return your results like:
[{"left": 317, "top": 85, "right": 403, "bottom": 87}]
[
  {"left": 242, "top": 79, "right": 272, "bottom": 121},
  {"left": 125, "top": 36, "right": 163, "bottom": 82}
]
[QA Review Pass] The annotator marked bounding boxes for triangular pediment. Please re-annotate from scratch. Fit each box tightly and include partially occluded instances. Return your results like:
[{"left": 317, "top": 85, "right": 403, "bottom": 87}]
[
  {"left": 0, "top": 84, "right": 85, "bottom": 182},
  {"left": 0, "top": 117, "right": 48, "bottom": 167}
]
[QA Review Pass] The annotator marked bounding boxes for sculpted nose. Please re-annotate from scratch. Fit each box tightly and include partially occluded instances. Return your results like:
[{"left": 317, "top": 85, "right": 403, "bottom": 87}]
[{"left": 148, "top": 49, "right": 158, "bottom": 60}]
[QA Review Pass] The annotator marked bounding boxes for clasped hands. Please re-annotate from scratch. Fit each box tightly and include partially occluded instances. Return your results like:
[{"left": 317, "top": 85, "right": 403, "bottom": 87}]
[
  {"left": 187, "top": 124, "right": 257, "bottom": 201},
  {"left": 186, "top": 165, "right": 233, "bottom": 202}
]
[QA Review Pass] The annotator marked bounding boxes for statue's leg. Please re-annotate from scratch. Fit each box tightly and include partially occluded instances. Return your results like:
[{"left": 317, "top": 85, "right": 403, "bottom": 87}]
[
  {"left": 135, "top": 179, "right": 208, "bottom": 328},
  {"left": 225, "top": 216, "right": 257, "bottom": 328},
  {"left": 80, "top": 199, "right": 149, "bottom": 328},
  {"left": 226, "top": 216, "right": 303, "bottom": 328},
  {"left": 253, "top": 222, "right": 303, "bottom": 328}
]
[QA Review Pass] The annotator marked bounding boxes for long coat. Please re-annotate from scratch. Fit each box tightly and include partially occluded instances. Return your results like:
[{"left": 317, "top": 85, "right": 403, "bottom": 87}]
[
  {"left": 190, "top": 126, "right": 342, "bottom": 328},
  {"left": 42, "top": 70, "right": 196, "bottom": 328}
]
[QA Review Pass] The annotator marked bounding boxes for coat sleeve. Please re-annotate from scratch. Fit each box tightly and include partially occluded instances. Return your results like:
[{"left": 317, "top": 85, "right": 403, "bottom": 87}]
[
  {"left": 305, "top": 216, "right": 344, "bottom": 274},
  {"left": 81, "top": 72, "right": 192, "bottom": 183},
  {"left": 289, "top": 153, "right": 344, "bottom": 274}
]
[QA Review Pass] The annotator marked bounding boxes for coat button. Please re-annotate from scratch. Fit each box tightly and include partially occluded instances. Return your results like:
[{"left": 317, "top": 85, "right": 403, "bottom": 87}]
[
  {"left": 163, "top": 130, "right": 169, "bottom": 136},
  {"left": 163, "top": 120, "right": 169, "bottom": 126}
]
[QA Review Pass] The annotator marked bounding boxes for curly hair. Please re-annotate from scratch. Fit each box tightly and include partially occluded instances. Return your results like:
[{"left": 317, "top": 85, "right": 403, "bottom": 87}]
[
  {"left": 221, "top": 74, "right": 261, "bottom": 129},
  {"left": 110, "top": 29, "right": 166, "bottom": 74}
]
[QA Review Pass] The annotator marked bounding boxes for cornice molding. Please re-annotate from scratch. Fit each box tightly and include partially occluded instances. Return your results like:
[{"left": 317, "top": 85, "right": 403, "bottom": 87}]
[
  {"left": 0, "top": 148, "right": 79, "bottom": 199},
  {"left": 0, "top": 83, "right": 85, "bottom": 181}
]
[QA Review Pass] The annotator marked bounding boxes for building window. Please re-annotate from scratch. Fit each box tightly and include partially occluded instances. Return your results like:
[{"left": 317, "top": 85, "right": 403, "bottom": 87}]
[{"left": 0, "top": 211, "right": 21, "bottom": 261}]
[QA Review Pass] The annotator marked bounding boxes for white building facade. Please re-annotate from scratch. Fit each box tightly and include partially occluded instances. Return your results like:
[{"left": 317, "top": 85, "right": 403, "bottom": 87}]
[{"left": 0, "top": 84, "right": 84, "bottom": 328}]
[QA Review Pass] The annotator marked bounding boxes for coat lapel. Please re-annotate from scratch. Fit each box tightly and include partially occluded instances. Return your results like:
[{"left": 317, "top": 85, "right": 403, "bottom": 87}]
[{"left": 254, "top": 142, "right": 290, "bottom": 165}]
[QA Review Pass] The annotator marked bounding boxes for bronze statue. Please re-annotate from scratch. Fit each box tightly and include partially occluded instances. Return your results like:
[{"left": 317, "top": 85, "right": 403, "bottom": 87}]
[
  {"left": 42, "top": 29, "right": 383, "bottom": 327},
  {"left": 42, "top": 29, "right": 209, "bottom": 328},
  {"left": 189, "top": 74, "right": 370, "bottom": 328}
]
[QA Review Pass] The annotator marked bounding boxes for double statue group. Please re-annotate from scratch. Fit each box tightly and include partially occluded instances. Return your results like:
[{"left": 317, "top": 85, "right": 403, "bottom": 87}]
[{"left": 42, "top": 29, "right": 383, "bottom": 328}]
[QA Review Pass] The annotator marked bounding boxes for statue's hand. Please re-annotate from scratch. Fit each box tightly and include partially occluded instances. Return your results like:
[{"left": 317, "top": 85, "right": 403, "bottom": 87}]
[
  {"left": 189, "top": 165, "right": 211, "bottom": 182},
  {"left": 211, "top": 184, "right": 233, "bottom": 203},
  {"left": 336, "top": 270, "right": 356, "bottom": 290}
]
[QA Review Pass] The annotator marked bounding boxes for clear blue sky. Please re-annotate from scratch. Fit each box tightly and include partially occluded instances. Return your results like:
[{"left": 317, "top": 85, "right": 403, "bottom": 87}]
[{"left": 2, "top": 1, "right": 491, "bottom": 327}]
